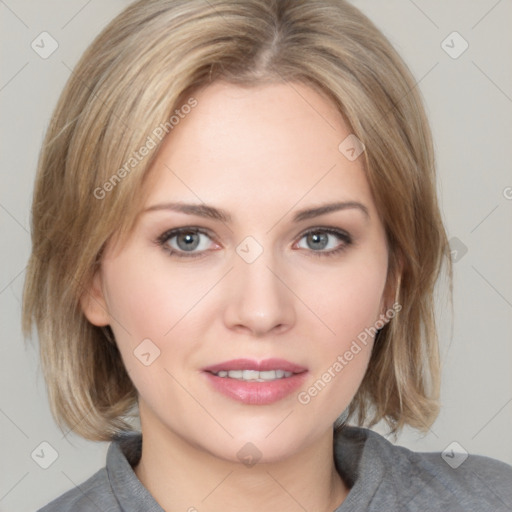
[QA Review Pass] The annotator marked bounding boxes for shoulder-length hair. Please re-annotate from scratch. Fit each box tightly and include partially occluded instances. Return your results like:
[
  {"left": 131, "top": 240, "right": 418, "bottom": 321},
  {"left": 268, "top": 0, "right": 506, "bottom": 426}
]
[{"left": 23, "top": 0, "right": 451, "bottom": 441}]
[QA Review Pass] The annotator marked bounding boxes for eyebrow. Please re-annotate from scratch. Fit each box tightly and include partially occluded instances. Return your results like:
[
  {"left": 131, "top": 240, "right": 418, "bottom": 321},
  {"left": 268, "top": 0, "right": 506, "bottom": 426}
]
[{"left": 142, "top": 200, "right": 369, "bottom": 223}]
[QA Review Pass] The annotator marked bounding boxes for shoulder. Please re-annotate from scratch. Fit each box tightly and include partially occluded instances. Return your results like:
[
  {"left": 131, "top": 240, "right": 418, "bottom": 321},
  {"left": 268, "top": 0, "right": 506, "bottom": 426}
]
[
  {"left": 335, "top": 427, "right": 512, "bottom": 511},
  {"left": 371, "top": 428, "right": 512, "bottom": 510},
  {"left": 414, "top": 449, "right": 512, "bottom": 508},
  {"left": 37, "top": 432, "right": 155, "bottom": 512},
  {"left": 37, "top": 467, "right": 118, "bottom": 512}
]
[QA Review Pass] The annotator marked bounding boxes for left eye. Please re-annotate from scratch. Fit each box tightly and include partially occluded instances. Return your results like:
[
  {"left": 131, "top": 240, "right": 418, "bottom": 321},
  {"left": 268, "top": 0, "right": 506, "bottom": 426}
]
[{"left": 296, "top": 229, "right": 351, "bottom": 252}]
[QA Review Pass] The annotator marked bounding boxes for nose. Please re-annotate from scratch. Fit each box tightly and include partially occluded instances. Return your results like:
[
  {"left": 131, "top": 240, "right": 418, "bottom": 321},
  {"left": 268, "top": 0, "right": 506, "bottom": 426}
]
[{"left": 223, "top": 250, "right": 296, "bottom": 337}]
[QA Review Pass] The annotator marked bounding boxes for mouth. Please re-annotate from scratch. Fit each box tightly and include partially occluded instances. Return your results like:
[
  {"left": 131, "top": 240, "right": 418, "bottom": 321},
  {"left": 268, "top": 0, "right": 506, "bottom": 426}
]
[
  {"left": 210, "top": 369, "right": 294, "bottom": 382},
  {"left": 202, "top": 358, "right": 308, "bottom": 405}
]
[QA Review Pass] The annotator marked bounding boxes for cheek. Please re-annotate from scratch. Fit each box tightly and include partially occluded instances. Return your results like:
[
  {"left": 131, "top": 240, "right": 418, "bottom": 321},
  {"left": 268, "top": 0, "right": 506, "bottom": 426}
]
[
  {"left": 294, "top": 251, "right": 387, "bottom": 414},
  {"left": 301, "top": 250, "right": 388, "bottom": 347},
  {"left": 102, "top": 253, "right": 211, "bottom": 340},
  {"left": 332, "top": 265, "right": 386, "bottom": 339},
  {"left": 100, "top": 254, "right": 217, "bottom": 389}
]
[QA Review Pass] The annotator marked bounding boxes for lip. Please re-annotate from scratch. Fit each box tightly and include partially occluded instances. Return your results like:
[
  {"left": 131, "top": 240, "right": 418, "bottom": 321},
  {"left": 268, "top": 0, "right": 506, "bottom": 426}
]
[
  {"left": 202, "top": 358, "right": 308, "bottom": 405},
  {"left": 202, "top": 358, "right": 307, "bottom": 373}
]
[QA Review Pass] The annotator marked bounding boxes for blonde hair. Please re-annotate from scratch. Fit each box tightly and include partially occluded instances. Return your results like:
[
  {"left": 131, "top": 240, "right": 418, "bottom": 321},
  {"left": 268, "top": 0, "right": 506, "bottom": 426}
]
[{"left": 23, "top": 0, "right": 451, "bottom": 441}]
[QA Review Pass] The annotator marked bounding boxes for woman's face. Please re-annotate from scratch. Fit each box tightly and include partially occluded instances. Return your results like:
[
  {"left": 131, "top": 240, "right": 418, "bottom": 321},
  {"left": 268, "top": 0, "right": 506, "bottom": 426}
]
[{"left": 83, "top": 81, "right": 392, "bottom": 463}]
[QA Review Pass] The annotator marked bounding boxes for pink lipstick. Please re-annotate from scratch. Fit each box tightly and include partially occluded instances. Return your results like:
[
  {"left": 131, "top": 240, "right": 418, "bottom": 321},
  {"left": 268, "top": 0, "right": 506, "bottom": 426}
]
[{"left": 202, "top": 358, "right": 308, "bottom": 405}]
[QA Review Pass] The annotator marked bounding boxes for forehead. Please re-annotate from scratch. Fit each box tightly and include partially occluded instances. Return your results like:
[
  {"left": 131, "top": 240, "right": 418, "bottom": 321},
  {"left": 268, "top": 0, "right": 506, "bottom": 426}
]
[{"left": 143, "top": 81, "right": 375, "bottom": 217}]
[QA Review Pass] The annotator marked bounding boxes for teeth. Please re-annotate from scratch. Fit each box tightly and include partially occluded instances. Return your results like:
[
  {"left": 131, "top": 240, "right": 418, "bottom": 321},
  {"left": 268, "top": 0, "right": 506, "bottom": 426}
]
[
  {"left": 243, "top": 370, "right": 260, "bottom": 380},
  {"left": 213, "top": 369, "right": 293, "bottom": 381}
]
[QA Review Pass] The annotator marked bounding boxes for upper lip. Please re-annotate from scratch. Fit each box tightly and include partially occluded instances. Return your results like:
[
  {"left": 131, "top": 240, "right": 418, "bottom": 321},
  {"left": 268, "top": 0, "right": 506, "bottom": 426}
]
[{"left": 202, "top": 358, "right": 307, "bottom": 374}]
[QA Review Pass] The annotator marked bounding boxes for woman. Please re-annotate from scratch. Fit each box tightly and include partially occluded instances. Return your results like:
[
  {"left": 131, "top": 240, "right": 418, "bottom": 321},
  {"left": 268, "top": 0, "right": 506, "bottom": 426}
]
[{"left": 23, "top": 0, "right": 512, "bottom": 510}]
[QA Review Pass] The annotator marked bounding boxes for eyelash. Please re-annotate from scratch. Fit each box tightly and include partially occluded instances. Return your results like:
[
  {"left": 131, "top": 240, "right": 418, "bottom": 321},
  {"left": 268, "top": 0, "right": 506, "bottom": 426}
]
[{"left": 155, "top": 226, "right": 353, "bottom": 259}]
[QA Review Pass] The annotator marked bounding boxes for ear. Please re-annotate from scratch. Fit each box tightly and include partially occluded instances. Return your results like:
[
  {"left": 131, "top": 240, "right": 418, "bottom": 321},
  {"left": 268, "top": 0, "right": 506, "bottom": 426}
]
[{"left": 79, "top": 269, "right": 111, "bottom": 327}]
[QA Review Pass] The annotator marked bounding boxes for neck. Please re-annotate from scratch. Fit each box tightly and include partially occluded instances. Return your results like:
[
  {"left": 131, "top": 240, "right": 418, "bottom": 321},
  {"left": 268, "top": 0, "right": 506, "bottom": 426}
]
[{"left": 133, "top": 411, "right": 348, "bottom": 512}]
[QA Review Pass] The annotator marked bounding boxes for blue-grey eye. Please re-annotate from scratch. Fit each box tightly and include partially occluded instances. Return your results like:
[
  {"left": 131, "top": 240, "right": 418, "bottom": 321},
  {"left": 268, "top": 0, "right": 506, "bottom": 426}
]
[
  {"left": 306, "top": 232, "right": 329, "bottom": 250},
  {"left": 297, "top": 230, "right": 349, "bottom": 252},
  {"left": 175, "top": 231, "right": 201, "bottom": 251},
  {"left": 163, "top": 229, "right": 213, "bottom": 253}
]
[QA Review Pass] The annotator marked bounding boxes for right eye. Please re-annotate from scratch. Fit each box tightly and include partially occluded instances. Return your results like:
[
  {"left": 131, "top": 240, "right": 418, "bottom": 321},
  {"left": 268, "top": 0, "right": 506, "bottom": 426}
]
[{"left": 156, "top": 227, "right": 218, "bottom": 258}]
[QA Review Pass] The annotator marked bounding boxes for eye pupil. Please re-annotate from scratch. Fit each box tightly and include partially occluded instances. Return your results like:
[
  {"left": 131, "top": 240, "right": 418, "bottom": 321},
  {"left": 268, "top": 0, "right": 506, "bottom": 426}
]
[
  {"left": 177, "top": 232, "right": 200, "bottom": 251},
  {"left": 307, "top": 232, "right": 328, "bottom": 250}
]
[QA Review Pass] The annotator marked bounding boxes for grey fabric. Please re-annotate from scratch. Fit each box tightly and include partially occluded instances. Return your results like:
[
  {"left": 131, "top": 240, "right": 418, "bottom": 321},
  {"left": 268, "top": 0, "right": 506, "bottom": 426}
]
[{"left": 38, "top": 427, "right": 512, "bottom": 511}]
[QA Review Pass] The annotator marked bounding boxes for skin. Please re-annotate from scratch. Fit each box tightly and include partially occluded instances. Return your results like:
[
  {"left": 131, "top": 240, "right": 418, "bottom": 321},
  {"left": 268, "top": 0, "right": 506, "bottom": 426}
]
[{"left": 81, "top": 81, "right": 394, "bottom": 512}]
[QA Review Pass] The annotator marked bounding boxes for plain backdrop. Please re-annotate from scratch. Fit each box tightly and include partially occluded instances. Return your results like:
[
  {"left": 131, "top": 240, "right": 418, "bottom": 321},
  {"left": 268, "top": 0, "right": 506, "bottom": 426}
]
[{"left": 1, "top": 1, "right": 511, "bottom": 510}]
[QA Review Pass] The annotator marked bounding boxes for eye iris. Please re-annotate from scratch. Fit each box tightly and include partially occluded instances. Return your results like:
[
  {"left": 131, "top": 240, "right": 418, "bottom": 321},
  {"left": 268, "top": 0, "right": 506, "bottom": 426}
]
[
  {"left": 177, "top": 232, "right": 200, "bottom": 251},
  {"left": 307, "top": 232, "right": 328, "bottom": 250}
]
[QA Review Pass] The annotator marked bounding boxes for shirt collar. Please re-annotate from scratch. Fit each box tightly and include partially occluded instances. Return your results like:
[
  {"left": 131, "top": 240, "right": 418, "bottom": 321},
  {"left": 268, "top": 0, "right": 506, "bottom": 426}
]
[
  {"left": 106, "top": 427, "right": 380, "bottom": 511},
  {"left": 332, "top": 427, "right": 389, "bottom": 511},
  {"left": 106, "top": 432, "right": 164, "bottom": 511}
]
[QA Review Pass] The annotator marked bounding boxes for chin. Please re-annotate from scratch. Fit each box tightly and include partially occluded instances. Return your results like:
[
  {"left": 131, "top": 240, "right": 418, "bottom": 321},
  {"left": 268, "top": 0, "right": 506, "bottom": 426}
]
[{"left": 214, "top": 418, "right": 321, "bottom": 463}]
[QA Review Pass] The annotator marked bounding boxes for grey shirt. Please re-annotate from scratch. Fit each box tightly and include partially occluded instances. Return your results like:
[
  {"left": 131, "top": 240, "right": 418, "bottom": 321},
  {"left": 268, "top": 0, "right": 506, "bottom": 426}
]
[{"left": 38, "top": 426, "right": 512, "bottom": 511}]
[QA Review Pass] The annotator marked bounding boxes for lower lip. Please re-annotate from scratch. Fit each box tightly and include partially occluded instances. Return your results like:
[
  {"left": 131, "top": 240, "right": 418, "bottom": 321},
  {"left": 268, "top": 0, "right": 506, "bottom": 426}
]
[{"left": 203, "top": 372, "right": 308, "bottom": 405}]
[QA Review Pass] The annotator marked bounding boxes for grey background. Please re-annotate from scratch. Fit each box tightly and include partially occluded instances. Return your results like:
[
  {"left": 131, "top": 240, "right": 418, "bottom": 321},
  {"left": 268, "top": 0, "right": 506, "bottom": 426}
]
[{"left": 1, "top": 1, "right": 511, "bottom": 510}]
